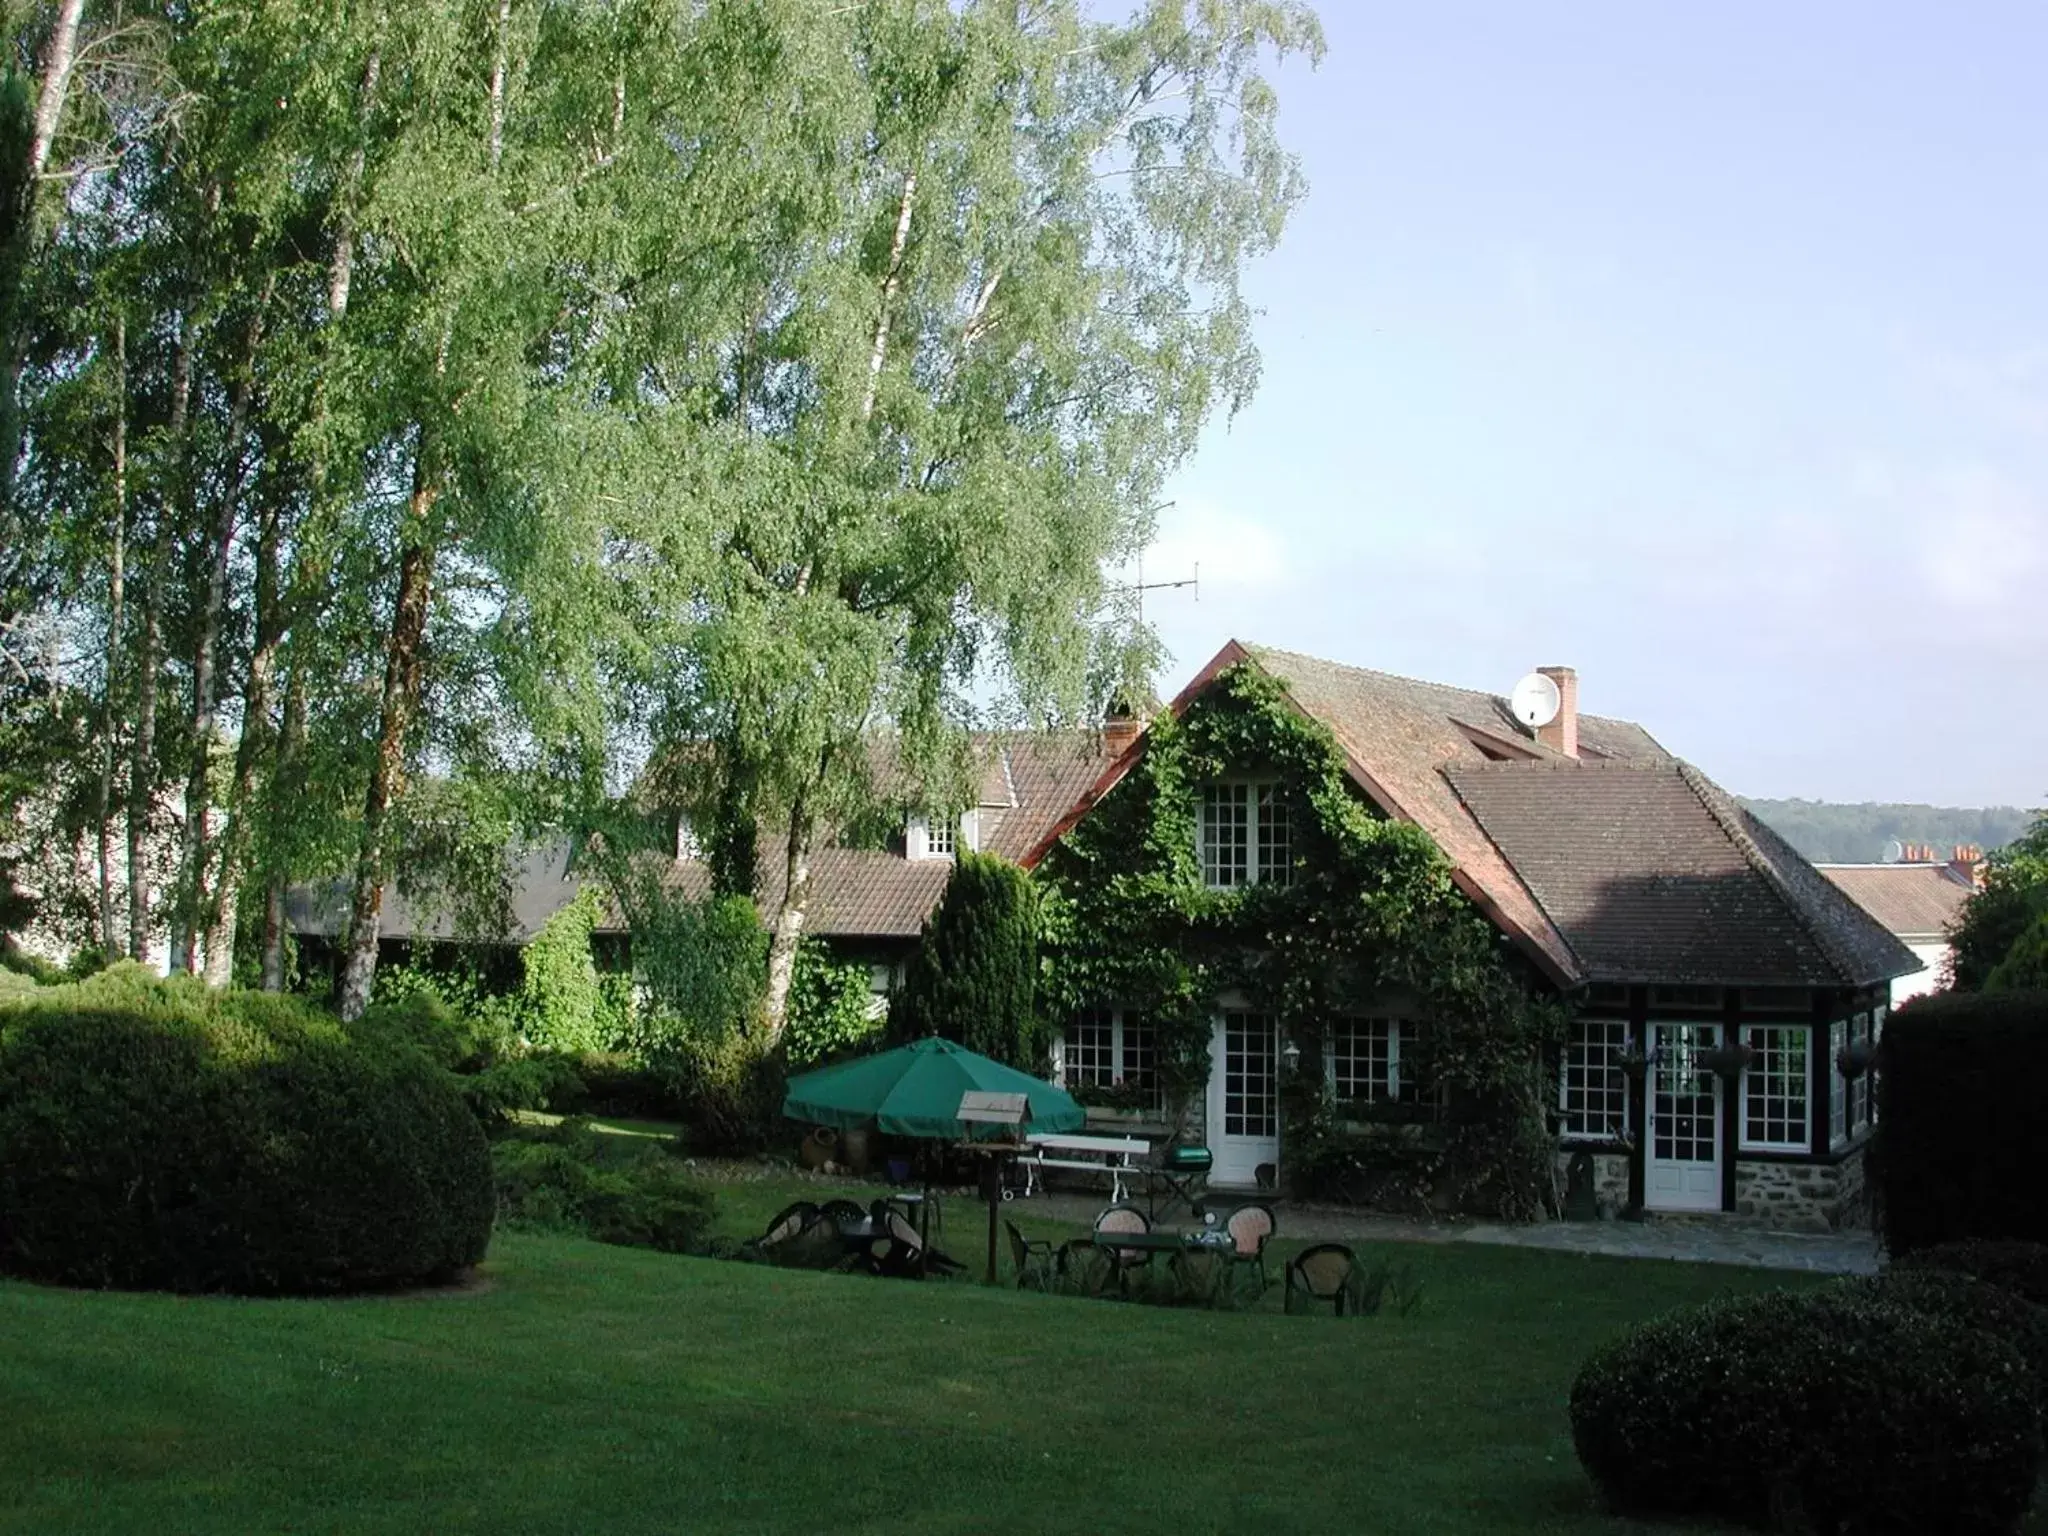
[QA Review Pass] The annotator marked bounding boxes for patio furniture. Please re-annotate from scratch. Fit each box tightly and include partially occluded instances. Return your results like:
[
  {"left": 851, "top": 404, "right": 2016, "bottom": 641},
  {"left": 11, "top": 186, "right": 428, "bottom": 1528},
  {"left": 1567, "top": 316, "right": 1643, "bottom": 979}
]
[
  {"left": 1168, "top": 1243, "right": 1231, "bottom": 1306},
  {"left": 1225, "top": 1203, "right": 1276, "bottom": 1297},
  {"left": 1056, "top": 1236, "right": 1117, "bottom": 1296},
  {"left": 759, "top": 1201, "right": 822, "bottom": 1252},
  {"left": 1285, "top": 1243, "right": 1360, "bottom": 1316},
  {"left": 820, "top": 1199, "right": 869, "bottom": 1233},
  {"left": 1014, "top": 1132, "right": 1151, "bottom": 1203},
  {"left": 1148, "top": 1144, "right": 1213, "bottom": 1221},
  {"left": 1005, "top": 1220, "right": 1056, "bottom": 1291}
]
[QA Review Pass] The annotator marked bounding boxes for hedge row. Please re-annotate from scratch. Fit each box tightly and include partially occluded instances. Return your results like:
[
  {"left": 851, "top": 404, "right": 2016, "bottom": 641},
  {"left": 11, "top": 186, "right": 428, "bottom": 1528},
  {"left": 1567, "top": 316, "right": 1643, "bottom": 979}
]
[
  {"left": 1875, "top": 987, "right": 2048, "bottom": 1252},
  {"left": 0, "top": 966, "right": 494, "bottom": 1295},
  {"left": 1571, "top": 1278, "right": 2042, "bottom": 1534}
]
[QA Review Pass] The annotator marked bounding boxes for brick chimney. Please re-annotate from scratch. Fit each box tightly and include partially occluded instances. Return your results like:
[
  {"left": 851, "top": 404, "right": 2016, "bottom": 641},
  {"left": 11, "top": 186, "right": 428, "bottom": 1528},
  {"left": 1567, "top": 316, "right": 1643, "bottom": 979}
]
[
  {"left": 1949, "top": 845, "right": 1986, "bottom": 888},
  {"left": 1102, "top": 699, "right": 1147, "bottom": 757},
  {"left": 1535, "top": 666, "right": 1578, "bottom": 758}
]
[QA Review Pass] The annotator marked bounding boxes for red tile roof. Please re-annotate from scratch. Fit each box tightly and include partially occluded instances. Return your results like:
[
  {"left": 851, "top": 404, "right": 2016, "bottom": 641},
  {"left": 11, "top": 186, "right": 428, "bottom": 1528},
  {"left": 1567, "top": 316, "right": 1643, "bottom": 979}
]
[{"left": 1817, "top": 863, "right": 1974, "bottom": 942}]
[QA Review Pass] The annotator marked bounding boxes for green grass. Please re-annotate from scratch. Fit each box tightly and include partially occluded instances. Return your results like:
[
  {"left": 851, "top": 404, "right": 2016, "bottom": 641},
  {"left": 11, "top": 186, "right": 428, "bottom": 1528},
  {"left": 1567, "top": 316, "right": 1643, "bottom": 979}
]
[{"left": 3, "top": 1221, "right": 1844, "bottom": 1536}]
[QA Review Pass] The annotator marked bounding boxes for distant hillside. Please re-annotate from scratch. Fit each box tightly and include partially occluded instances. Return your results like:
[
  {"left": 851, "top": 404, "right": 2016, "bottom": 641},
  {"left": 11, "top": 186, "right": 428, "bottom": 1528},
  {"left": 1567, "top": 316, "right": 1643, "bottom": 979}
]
[{"left": 1737, "top": 799, "right": 2038, "bottom": 865}]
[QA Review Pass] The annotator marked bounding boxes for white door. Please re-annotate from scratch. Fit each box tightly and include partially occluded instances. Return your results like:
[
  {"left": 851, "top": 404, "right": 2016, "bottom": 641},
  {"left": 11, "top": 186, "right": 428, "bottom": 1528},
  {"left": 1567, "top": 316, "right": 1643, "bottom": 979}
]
[
  {"left": 1208, "top": 1011, "right": 1280, "bottom": 1188},
  {"left": 1645, "top": 1022, "right": 1724, "bottom": 1211}
]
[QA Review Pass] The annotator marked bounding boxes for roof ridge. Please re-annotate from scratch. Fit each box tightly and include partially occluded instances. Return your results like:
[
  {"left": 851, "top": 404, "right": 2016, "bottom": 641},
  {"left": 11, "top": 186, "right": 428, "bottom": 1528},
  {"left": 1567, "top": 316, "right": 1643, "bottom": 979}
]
[
  {"left": 1676, "top": 761, "right": 1863, "bottom": 982},
  {"left": 1244, "top": 641, "right": 1648, "bottom": 734}
]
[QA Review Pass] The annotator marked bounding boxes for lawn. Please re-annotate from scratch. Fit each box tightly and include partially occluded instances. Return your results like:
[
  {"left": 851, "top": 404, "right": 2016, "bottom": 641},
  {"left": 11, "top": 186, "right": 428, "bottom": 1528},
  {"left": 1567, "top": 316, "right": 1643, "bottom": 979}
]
[{"left": 3, "top": 1211, "right": 1833, "bottom": 1536}]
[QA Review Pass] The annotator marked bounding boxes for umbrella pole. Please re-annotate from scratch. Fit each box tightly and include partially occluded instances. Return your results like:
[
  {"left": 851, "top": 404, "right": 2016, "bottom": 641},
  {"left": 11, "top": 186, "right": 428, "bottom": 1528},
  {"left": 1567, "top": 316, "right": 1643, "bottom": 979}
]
[{"left": 983, "top": 1153, "right": 1000, "bottom": 1285}]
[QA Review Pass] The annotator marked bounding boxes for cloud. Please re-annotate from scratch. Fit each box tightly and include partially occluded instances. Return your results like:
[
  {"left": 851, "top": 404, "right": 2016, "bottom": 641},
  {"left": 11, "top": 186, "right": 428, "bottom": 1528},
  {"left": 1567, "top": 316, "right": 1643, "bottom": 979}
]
[{"left": 1132, "top": 499, "right": 1288, "bottom": 595}]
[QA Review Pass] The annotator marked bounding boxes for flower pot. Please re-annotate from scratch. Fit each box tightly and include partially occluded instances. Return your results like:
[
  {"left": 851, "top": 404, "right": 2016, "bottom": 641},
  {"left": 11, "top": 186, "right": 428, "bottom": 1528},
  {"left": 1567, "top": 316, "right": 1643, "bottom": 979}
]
[
  {"left": 1617, "top": 1052, "right": 1651, "bottom": 1081},
  {"left": 1697, "top": 1042, "right": 1757, "bottom": 1078}
]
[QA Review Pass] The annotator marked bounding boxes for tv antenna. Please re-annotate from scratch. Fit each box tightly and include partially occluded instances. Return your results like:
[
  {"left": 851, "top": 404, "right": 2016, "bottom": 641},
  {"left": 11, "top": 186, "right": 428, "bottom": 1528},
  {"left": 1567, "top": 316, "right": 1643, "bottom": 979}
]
[{"left": 1128, "top": 552, "right": 1199, "bottom": 626}]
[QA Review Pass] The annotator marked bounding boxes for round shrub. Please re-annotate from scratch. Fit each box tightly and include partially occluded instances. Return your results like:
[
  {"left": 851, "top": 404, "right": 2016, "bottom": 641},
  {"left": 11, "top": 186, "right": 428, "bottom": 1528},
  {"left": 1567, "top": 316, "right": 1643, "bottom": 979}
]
[
  {"left": 1894, "top": 1238, "right": 2048, "bottom": 1310},
  {"left": 492, "top": 1122, "right": 714, "bottom": 1253},
  {"left": 0, "top": 993, "right": 494, "bottom": 1295},
  {"left": 1851, "top": 1267, "right": 2048, "bottom": 1407},
  {"left": 1570, "top": 1287, "right": 2041, "bottom": 1535}
]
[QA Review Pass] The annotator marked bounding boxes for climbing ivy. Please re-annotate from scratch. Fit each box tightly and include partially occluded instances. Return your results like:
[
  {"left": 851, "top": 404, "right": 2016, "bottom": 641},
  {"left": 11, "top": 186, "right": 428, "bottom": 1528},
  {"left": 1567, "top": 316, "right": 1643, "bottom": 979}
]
[{"left": 1036, "top": 663, "right": 1566, "bottom": 1221}]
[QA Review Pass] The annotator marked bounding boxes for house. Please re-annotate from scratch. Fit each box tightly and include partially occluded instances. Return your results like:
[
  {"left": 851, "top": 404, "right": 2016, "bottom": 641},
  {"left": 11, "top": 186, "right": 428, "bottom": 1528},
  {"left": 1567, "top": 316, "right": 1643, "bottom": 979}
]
[
  {"left": 1021, "top": 642, "right": 1917, "bottom": 1231},
  {"left": 1818, "top": 848, "right": 1979, "bottom": 1005},
  {"left": 286, "top": 733, "right": 1116, "bottom": 1008}
]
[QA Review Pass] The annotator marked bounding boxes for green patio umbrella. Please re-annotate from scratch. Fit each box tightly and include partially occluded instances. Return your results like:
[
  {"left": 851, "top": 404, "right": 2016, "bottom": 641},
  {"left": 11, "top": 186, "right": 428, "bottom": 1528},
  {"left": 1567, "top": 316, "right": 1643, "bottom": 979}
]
[{"left": 782, "top": 1036, "right": 1084, "bottom": 1140}]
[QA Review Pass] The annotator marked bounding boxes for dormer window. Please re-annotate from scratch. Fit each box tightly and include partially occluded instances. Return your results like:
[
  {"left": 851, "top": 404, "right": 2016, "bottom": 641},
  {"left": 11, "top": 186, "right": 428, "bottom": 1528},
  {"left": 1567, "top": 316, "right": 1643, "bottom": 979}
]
[
  {"left": 909, "top": 813, "right": 967, "bottom": 861},
  {"left": 1199, "top": 780, "right": 1292, "bottom": 889}
]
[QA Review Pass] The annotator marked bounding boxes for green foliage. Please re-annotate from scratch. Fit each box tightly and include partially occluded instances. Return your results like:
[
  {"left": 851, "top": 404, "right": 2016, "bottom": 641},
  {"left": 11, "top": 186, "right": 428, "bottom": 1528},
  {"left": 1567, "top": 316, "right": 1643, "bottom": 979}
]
[
  {"left": 892, "top": 851, "right": 1043, "bottom": 1067},
  {"left": 1894, "top": 1238, "right": 2048, "bottom": 1310},
  {"left": 614, "top": 889, "right": 768, "bottom": 1057},
  {"left": 1569, "top": 1287, "right": 2041, "bottom": 1535},
  {"left": 786, "top": 940, "right": 883, "bottom": 1068},
  {"left": 1853, "top": 1267, "right": 2048, "bottom": 1407},
  {"left": 1036, "top": 664, "right": 1565, "bottom": 1217},
  {"left": 516, "top": 886, "right": 614, "bottom": 1054},
  {"left": 1738, "top": 797, "right": 2035, "bottom": 864},
  {"left": 491, "top": 1120, "right": 715, "bottom": 1254},
  {"left": 664, "top": 1028, "right": 789, "bottom": 1155},
  {"left": 1875, "top": 987, "right": 2048, "bottom": 1251},
  {"left": 0, "top": 967, "right": 494, "bottom": 1294},
  {"left": 1948, "top": 811, "right": 2048, "bottom": 990},
  {"left": 1986, "top": 908, "right": 2048, "bottom": 992}
]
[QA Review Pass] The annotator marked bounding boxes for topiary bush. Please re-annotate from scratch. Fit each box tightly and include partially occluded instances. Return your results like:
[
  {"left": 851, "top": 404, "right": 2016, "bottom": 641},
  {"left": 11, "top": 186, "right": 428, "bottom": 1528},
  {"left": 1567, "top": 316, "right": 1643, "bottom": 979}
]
[
  {"left": 1851, "top": 1267, "right": 2048, "bottom": 1407},
  {"left": 492, "top": 1121, "right": 715, "bottom": 1252},
  {"left": 1876, "top": 988, "right": 2048, "bottom": 1253},
  {"left": 891, "top": 849, "right": 1043, "bottom": 1068},
  {"left": 1894, "top": 1238, "right": 2048, "bottom": 1310},
  {"left": 0, "top": 967, "right": 494, "bottom": 1294},
  {"left": 1570, "top": 1287, "right": 2041, "bottom": 1535}
]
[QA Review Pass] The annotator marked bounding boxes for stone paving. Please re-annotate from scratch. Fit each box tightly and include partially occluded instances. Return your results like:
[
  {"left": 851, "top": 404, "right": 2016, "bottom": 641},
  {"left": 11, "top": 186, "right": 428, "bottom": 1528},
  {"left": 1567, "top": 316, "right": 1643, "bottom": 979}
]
[{"left": 1017, "top": 1188, "right": 1881, "bottom": 1275}]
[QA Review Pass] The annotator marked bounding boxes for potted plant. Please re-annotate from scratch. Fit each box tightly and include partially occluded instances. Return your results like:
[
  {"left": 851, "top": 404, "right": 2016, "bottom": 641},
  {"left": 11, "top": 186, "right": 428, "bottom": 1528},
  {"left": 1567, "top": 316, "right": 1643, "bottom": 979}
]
[
  {"left": 1697, "top": 1040, "right": 1757, "bottom": 1078},
  {"left": 1836, "top": 1037, "right": 1878, "bottom": 1081},
  {"left": 1616, "top": 1046, "right": 1653, "bottom": 1081}
]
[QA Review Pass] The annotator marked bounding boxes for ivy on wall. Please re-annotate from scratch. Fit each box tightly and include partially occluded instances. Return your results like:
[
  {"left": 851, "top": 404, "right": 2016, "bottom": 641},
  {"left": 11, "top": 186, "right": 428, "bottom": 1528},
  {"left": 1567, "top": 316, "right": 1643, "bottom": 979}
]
[{"left": 1036, "top": 663, "right": 1567, "bottom": 1222}]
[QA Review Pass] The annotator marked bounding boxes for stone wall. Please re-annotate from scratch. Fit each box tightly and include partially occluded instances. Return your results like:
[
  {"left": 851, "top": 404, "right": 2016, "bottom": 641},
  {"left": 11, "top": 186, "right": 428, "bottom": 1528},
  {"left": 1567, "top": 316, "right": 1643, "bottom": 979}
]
[
  {"left": 1735, "top": 1147, "right": 1869, "bottom": 1233},
  {"left": 1555, "top": 1148, "right": 1631, "bottom": 1219}
]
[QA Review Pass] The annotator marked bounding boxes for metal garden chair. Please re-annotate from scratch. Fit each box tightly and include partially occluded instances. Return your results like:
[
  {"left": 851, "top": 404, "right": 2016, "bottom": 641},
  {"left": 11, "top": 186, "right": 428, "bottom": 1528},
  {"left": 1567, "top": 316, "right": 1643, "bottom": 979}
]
[
  {"left": 1285, "top": 1242, "right": 1360, "bottom": 1316},
  {"left": 1224, "top": 1203, "right": 1276, "bottom": 1298},
  {"left": 1005, "top": 1220, "right": 1056, "bottom": 1291}
]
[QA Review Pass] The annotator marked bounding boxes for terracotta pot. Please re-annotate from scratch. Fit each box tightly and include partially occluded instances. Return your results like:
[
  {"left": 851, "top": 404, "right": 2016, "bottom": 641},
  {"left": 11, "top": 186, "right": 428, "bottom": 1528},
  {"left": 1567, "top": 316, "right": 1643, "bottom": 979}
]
[{"left": 798, "top": 1125, "right": 837, "bottom": 1171}]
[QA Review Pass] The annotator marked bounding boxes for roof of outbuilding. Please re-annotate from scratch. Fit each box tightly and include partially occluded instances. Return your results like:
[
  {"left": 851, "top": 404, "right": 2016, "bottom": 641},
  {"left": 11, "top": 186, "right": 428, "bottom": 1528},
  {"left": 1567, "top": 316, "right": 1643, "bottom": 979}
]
[
  {"left": 288, "top": 732, "right": 1116, "bottom": 947},
  {"left": 1816, "top": 863, "right": 1974, "bottom": 943}
]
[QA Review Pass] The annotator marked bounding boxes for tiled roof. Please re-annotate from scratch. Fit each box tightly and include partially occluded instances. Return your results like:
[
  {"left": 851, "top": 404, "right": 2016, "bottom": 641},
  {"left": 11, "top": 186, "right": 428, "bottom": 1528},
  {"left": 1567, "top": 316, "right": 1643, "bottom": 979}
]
[
  {"left": 290, "top": 733, "right": 1117, "bottom": 946},
  {"left": 1447, "top": 760, "right": 1920, "bottom": 986},
  {"left": 1242, "top": 646, "right": 1676, "bottom": 984},
  {"left": 1817, "top": 863, "right": 1974, "bottom": 942}
]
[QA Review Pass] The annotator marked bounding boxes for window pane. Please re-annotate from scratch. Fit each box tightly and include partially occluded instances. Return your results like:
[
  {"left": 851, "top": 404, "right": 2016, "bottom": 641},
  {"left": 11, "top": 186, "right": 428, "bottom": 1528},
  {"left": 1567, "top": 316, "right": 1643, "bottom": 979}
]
[
  {"left": 1201, "top": 783, "right": 1249, "bottom": 888},
  {"left": 1829, "top": 1017, "right": 1848, "bottom": 1146},
  {"left": 1224, "top": 1011, "right": 1277, "bottom": 1136},
  {"left": 1119, "top": 1015, "right": 1160, "bottom": 1109},
  {"left": 1257, "top": 784, "right": 1292, "bottom": 885},
  {"left": 927, "top": 818, "right": 954, "bottom": 856},
  {"left": 1065, "top": 1010, "right": 1114, "bottom": 1088},
  {"left": 1330, "top": 1018, "right": 1399, "bottom": 1103},
  {"left": 1741, "top": 1025, "right": 1810, "bottom": 1152},
  {"left": 1560, "top": 1018, "right": 1630, "bottom": 1140}
]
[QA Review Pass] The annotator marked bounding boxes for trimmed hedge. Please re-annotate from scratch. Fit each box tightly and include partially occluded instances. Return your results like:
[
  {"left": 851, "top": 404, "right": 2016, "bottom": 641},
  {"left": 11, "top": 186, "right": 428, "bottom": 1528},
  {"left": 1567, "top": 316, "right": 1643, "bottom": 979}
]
[
  {"left": 1895, "top": 1238, "right": 2048, "bottom": 1310},
  {"left": 1876, "top": 987, "right": 2048, "bottom": 1253},
  {"left": 1853, "top": 1266, "right": 2048, "bottom": 1406},
  {"left": 1570, "top": 1287, "right": 2041, "bottom": 1535},
  {"left": 0, "top": 967, "right": 494, "bottom": 1294}
]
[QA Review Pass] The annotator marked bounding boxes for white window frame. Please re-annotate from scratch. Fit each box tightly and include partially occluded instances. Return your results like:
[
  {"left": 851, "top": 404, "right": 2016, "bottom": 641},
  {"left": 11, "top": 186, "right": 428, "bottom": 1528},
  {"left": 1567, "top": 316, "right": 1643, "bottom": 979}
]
[
  {"left": 1559, "top": 1018, "right": 1631, "bottom": 1143},
  {"left": 1328, "top": 1017, "right": 1406, "bottom": 1105},
  {"left": 1845, "top": 1010, "right": 1875, "bottom": 1133},
  {"left": 908, "top": 814, "right": 964, "bottom": 861},
  {"left": 1056, "top": 1007, "right": 1162, "bottom": 1112},
  {"left": 1199, "top": 779, "right": 1292, "bottom": 890},
  {"left": 1738, "top": 1024, "right": 1811, "bottom": 1153}
]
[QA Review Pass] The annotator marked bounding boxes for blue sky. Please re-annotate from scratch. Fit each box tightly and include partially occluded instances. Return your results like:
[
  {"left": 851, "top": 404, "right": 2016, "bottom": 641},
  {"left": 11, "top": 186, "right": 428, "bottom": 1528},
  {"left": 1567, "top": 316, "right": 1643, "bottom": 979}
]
[{"left": 1129, "top": 2, "right": 2047, "bottom": 807}]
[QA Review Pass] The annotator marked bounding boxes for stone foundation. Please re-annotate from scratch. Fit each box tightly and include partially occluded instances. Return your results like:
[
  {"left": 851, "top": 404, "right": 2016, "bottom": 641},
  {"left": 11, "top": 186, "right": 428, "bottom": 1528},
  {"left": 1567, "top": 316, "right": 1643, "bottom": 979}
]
[{"left": 1735, "top": 1148, "right": 1868, "bottom": 1233}]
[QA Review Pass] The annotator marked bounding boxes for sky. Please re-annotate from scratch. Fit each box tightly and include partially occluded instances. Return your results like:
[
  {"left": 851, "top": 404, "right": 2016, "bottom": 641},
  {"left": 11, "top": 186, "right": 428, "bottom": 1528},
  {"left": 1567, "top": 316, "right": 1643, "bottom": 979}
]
[{"left": 1125, "top": 2, "right": 2048, "bottom": 807}]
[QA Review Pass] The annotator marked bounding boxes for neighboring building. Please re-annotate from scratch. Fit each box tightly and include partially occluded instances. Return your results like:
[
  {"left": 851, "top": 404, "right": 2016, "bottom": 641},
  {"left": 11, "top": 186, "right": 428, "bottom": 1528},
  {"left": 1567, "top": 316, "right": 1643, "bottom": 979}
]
[
  {"left": 286, "top": 733, "right": 1116, "bottom": 1010},
  {"left": 1022, "top": 642, "right": 1916, "bottom": 1230},
  {"left": 1818, "top": 849, "right": 1979, "bottom": 1005}
]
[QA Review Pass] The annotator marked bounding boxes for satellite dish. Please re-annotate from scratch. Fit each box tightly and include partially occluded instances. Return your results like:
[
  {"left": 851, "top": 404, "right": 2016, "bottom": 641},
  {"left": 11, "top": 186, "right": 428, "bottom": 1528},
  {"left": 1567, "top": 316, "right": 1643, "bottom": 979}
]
[
  {"left": 1510, "top": 672, "right": 1562, "bottom": 729},
  {"left": 1881, "top": 839, "right": 1905, "bottom": 864}
]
